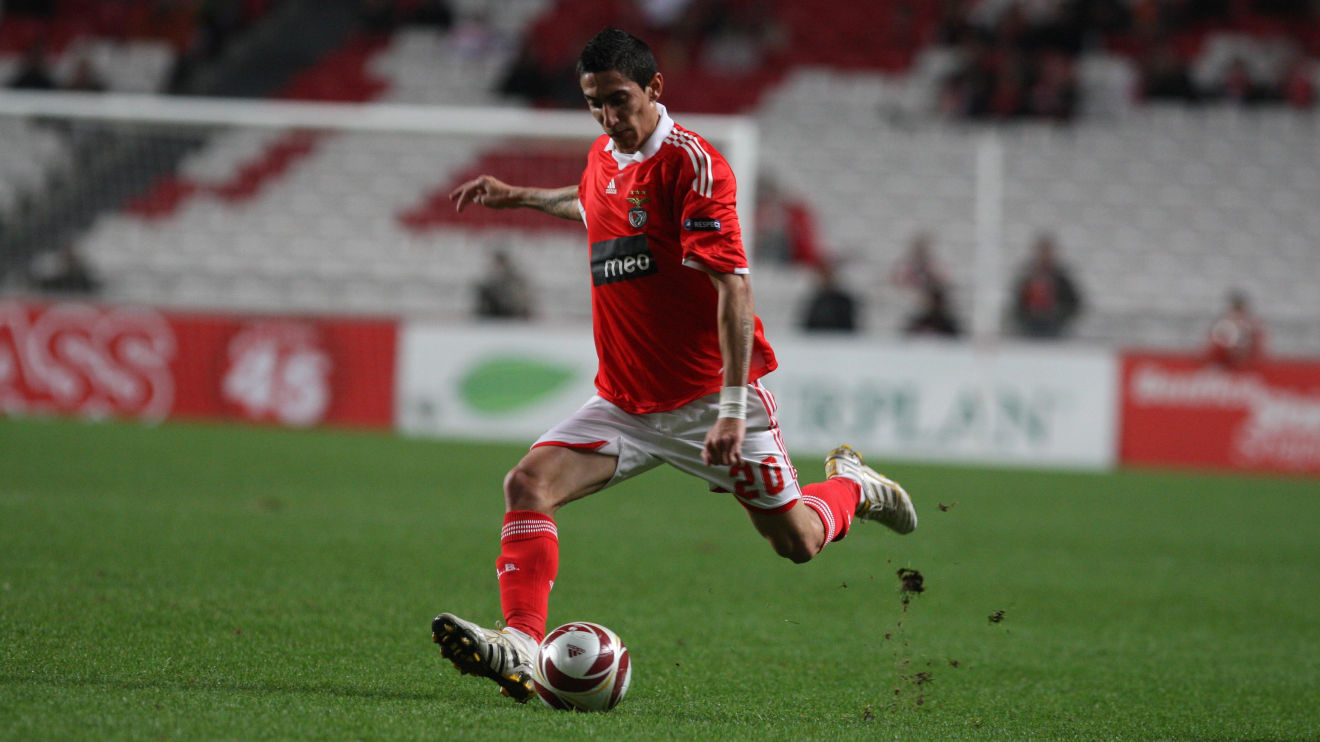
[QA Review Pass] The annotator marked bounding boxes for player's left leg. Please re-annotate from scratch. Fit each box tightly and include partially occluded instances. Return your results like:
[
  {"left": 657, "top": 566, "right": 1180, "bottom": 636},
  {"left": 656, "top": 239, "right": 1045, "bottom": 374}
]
[
  {"left": 745, "top": 498, "right": 828, "bottom": 563},
  {"left": 720, "top": 382, "right": 914, "bottom": 561},
  {"left": 746, "top": 451, "right": 915, "bottom": 562},
  {"left": 661, "top": 381, "right": 857, "bottom": 562}
]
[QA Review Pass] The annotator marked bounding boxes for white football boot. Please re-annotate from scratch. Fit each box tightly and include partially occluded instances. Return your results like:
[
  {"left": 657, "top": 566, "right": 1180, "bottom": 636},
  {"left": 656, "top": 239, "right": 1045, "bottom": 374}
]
[
  {"left": 824, "top": 444, "right": 918, "bottom": 534},
  {"left": 432, "top": 612, "right": 538, "bottom": 702}
]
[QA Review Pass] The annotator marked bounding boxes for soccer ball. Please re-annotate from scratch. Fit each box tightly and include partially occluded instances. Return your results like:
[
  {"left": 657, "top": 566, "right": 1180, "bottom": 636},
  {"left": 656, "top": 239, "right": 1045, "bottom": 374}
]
[{"left": 531, "top": 622, "right": 631, "bottom": 712}]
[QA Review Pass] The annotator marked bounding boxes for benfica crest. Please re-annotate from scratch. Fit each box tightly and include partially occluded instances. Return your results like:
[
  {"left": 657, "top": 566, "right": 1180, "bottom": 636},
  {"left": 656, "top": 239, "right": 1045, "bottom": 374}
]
[{"left": 627, "top": 193, "right": 649, "bottom": 229}]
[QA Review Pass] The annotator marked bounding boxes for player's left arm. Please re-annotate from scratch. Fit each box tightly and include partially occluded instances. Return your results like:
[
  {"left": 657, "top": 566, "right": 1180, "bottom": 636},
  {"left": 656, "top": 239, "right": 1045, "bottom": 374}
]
[
  {"left": 672, "top": 134, "right": 751, "bottom": 467},
  {"left": 701, "top": 268, "right": 754, "bottom": 467}
]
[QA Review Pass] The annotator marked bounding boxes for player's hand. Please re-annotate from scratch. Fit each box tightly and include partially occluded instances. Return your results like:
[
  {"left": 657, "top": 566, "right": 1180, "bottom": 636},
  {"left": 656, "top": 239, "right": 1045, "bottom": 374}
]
[
  {"left": 449, "top": 175, "right": 520, "bottom": 212},
  {"left": 702, "top": 417, "right": 746, "bottom": 467}
]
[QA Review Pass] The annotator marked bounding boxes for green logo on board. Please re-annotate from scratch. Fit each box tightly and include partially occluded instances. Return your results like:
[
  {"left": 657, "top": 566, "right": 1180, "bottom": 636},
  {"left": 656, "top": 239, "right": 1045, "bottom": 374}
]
[{"left": 459, "top": 357, "right": 576, "bottom": 414}]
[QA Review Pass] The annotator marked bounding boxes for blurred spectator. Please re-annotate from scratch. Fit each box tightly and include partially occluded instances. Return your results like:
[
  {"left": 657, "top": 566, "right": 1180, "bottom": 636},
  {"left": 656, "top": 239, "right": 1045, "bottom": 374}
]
[
  {"left": 754, "top": 177, "right": 827, "bottom": 269},
  {"left": 698, "top": 20, "right": 765, "bottom": 76},
  {"left": 1138, "top": 39, "right": 1201, "bottom": 102},
  {"left": 936, "top": 1, "right": 1082, "bottom": 121},
  {"left": 475, "top": 250, "right": 534, "bottom": 320},
  {"left": 637, "top": 0, "right": 762, "bottom": 74},
  {"left": 8, "top": 40, "right": 57, "bottom": 90},
  {"left": 800, "top": 264, "right": 858, "bottom": 333},
  {"left": 196, "top": 0, "right": 245, "bottom": 57},
  {"left": 1010, "top": 232, "right": 1083, "bottom": 338},
  {"left": 934, "top": 0, "right": 1320, "bottom": 119},
  {"left": 1206, "top": 290, "right": 1266, "bottom": 369},
  {"left": 498, "top": 43, "right": 583, "bottom": 108},
  {"left": 1028, "top": 50, "right": 1079, "bottom": 121},
  {"left": 499, "top": 45, "right": 550, "bottom": 101},
  {"left": 905, "top": 284, "right": 961, "bottom": 337},
  {"left": 166, "top": 0, "right": 249, "bottom": 92},
  {"left": 937, "top": 40, "right": 995, "bottom": 118},
  {"left": 890, "top": 232, "right": 948, "bottom": 294},
  {"left": 987, "top": 49, "right": 1029, "bottom": 118},
  {"left": 30, "top": 246, "right": 101, "bottom": 295},
  {"left": 65, "top": 57, "right": 108, "bottom": 93}
]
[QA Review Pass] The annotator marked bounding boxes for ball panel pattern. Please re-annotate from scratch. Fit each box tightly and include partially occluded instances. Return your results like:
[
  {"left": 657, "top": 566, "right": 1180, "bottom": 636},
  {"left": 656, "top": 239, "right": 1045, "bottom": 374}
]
[{"left": 532, "top": 622, "right": 631, "bottom": 712}]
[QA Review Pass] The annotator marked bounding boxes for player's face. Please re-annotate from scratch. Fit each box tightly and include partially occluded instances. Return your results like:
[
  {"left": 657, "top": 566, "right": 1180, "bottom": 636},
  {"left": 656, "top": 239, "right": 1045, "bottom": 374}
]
[{"left": 581, "top": 69, "right": 663, "bottom": 155}]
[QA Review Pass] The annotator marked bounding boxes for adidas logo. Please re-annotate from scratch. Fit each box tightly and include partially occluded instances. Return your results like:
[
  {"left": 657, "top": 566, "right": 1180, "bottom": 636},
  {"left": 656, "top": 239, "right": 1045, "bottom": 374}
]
[
  {"left": 566, "top": 643, "right": 584, "bottom": 658},
  {"left": 605, "top": 178, "right": 617, "bottom": 195}
]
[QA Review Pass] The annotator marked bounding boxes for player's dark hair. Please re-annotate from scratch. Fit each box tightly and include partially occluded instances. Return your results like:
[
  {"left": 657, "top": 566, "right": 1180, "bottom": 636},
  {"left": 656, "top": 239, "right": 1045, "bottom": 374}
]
[{"left": 576, "top": 27, "right": 657, "bottom": 88}]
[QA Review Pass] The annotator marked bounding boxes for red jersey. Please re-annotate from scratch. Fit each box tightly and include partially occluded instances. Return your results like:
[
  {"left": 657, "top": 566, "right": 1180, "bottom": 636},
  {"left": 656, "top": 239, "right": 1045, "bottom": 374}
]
[{"left": 576, "top": 107, "right": 777, "bottom": 414}]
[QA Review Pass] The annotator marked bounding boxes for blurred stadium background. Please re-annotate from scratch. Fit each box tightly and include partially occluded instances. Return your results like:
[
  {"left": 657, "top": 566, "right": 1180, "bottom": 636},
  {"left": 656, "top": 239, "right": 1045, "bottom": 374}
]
[
  {"left": 3, "top": 3, "right": 1320, "bottom": 738},
  {"left": 1, "top": 0, "right": 1318, "bottom": 475}
]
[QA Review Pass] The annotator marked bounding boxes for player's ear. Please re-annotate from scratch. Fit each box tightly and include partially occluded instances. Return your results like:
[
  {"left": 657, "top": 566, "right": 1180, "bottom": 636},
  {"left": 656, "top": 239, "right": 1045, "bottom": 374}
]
[{"left": 647, "top": 72, "right": 663, "bottom": 102}]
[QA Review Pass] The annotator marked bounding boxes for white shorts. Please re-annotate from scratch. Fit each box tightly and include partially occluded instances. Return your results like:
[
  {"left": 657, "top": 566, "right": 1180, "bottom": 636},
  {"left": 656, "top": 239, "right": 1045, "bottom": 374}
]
[{"left": 532, "top": 380, "right": 803, "bottom": 512}]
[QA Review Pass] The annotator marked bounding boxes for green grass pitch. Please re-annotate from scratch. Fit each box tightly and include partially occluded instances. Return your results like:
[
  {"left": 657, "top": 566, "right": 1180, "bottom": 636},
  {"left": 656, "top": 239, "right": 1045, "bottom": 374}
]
[{"left": 2, "top": 416, "right": 1318, "bottom": 740}]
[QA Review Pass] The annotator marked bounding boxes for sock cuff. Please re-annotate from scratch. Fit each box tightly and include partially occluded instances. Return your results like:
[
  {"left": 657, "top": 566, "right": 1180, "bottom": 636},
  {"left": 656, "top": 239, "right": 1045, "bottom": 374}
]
[
  {"left": 502, "top": 510, "right": 558, "bottom": 543},
  {"left": 801, "top": 495, "right": 838, "bottom": 543}
]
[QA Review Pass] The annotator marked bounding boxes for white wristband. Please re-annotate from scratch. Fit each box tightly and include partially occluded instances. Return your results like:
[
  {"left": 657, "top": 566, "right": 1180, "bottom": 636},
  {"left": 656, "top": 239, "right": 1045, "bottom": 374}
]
[{"left": 718, "top": 385, "right": 748, "bottom": 420}]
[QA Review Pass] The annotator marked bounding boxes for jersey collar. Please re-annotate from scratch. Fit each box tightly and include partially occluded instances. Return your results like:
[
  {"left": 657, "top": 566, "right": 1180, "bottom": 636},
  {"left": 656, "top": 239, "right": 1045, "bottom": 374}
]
[{"left": 605, "top": 103, "right": 673, "bottom": 170}]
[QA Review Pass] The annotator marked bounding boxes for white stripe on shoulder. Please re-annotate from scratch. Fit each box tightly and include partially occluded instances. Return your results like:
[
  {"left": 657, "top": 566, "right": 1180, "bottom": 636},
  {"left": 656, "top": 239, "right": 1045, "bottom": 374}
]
[
  {"left": 666, "top": 129, "right": 713, "bottom": 198},
  {"left": 666, "top": 133, "right": 701, "bottom": 193},
  {"left": 677, "top": 130, "right": 713, "bottom": 198},
  {"left": 665, "top": 131, "right": 705, "bottom": 197}
]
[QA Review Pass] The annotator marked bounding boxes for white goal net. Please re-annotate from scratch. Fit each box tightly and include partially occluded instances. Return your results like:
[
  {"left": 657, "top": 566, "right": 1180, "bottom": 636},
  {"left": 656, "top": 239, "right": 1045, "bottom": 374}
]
[{"left": 0, "top": 90, "right": 758, "bottom": 325}]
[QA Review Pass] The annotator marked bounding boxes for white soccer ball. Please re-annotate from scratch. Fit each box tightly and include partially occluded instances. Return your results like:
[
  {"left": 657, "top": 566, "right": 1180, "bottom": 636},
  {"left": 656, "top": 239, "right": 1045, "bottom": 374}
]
[{"left": 531, "top": 621, "right": 631, "bottom": 712}]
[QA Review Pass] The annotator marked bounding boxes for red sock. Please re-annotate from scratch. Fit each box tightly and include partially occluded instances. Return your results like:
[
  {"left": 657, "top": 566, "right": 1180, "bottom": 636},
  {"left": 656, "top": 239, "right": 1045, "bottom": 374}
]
[
  {"left": 497, "top": 510, "right": 558, "bottom": 642},
  {"left": 801, "top": 477, "right": 861, "bottom": 544}
]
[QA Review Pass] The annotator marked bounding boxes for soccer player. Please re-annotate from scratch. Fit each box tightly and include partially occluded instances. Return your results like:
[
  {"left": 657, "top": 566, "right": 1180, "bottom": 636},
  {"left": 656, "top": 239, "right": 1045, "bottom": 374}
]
[{"left": 434, "top": 27, "right": 917, "bottom": 702}]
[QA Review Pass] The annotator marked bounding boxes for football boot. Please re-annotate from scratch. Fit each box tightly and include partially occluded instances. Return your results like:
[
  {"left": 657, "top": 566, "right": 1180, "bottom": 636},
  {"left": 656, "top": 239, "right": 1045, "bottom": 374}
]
[
  {"left": 432, "top": 612, "right": 537, "bottom": 702},
  {"left": 824, "top": 444, "right": 917, "bottom": 535}
]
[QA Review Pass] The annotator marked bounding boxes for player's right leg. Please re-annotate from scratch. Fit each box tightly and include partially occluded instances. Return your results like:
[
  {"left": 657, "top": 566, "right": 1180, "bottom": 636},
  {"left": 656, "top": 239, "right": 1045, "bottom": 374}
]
[
  {"left": 502, "top": 442, "right": 620, "bottom": 515},
  {"left": 431, "top": 613, "right": 541, "bottom": 701},
  {"left": 434, "top": 441, "right": 619, "bottom": 702},
  {"left": 495, "top": 444, "right": 617, "bottom": 640}
]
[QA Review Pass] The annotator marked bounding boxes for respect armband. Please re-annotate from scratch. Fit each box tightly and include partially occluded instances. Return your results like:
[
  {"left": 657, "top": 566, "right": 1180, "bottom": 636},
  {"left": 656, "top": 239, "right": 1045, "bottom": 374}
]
[{"left": 718, "top": 385, "right": 747, "bottom": 420}]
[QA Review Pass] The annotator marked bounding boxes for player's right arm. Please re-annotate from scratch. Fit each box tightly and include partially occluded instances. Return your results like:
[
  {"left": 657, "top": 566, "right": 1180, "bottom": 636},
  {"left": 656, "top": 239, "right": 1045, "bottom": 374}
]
[{"left": 449, "top": 175, "right": 582, "bottom": 222}]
